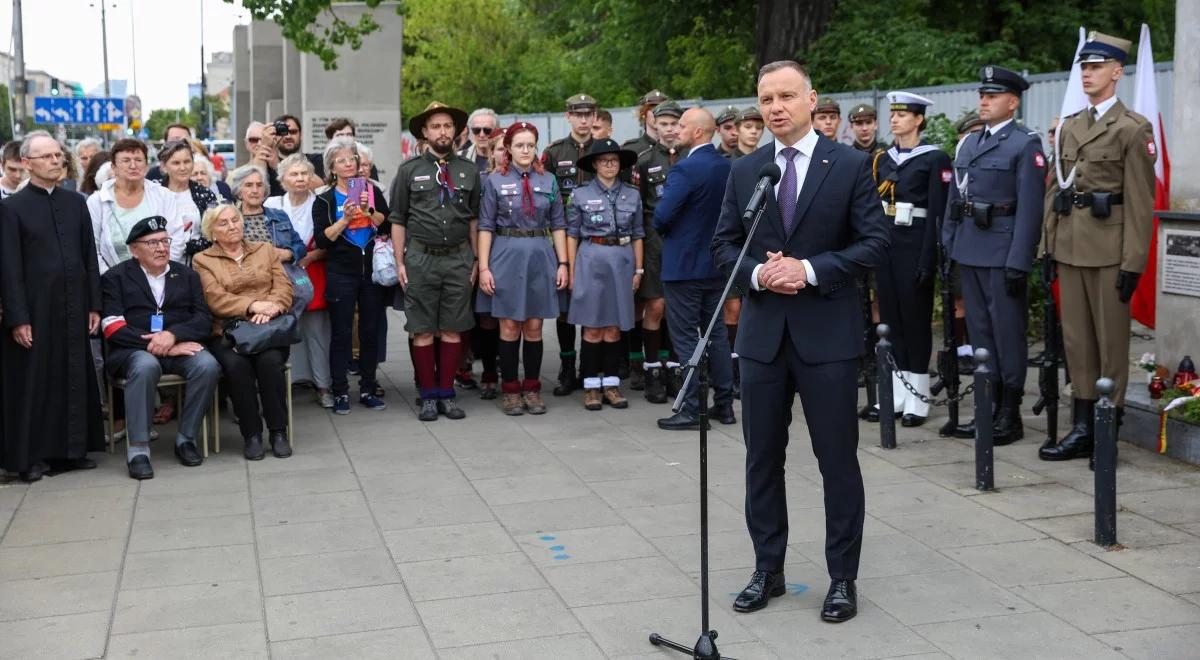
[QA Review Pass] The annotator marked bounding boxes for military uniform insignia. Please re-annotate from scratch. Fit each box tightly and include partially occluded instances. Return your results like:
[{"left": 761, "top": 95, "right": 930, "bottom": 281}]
[
  {"left": 940, "top": 169, "right": 952, "bottom": 183},
  {"left": 1146, "top": 139, "right": 1157, "bottom": 156},
  {"left": 1034, "top": 153, "right": 1045, "bottom": 168}
]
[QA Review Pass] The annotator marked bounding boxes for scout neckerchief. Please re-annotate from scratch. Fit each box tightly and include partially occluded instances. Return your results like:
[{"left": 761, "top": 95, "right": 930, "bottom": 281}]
[
  {"left": 435, "top": 157, "right": 457, "bottom": 204},
  {"left": 519, "top": 170, "right": 536, "bottom": 218}
]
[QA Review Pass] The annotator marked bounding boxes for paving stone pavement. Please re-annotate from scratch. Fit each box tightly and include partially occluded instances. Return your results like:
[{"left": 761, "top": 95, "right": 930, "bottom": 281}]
[{"left": 2, "top": 315, "right": 1199, "bottom": 659}]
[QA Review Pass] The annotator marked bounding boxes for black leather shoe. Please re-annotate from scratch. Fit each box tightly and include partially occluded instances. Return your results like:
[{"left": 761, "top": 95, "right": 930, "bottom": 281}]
[
  {"left": 821, "top": 579, "right": 857, "bottom": 623},
  {"left": 715, "top": 403, "right": 737, "bottom": 425},
  {"left": 244, "top": 434, "right": 265, "bottom": 461},
  {"left": 1040, "top": 398, "right": 1095, "bottom": 461},
  {"left": 438, "top": 399, "right": 466, "bottom": 419},
  {"left": 418, "top": 399, "right": 439, "bottom": 421},
  {"left": 19, "top": 464, "right": 43, "bottom": 483},
  {"left": 733, "top": 570, "right": 785, "bottom": 613},
  {"left": 657, "top": 411, "right": 710, "bottom": 431},
  {"left": 270, "top": 431, "right": 292, "bottom": 458},
  {"left": 953, "top": 418, "right": 976, "bottom": 439},
  {"left": 174, "top": 441, "right": 203, "bottom": 467},
  {"left": 644, "top": 367, "right": 668, "bottom": 404},
  {"left": 900, "top": 413, "right": 926, "bottom": 427},
  {"left": 66, "top": 457, "right": 97, "bottom": 470},
  {"left": 553, "top": 360, "right": 577, "bottom": 396},
  {"left": 865, "top": 408, "right": 901, "bottom": 423},
  {"left": 127, "top": 455, "right": 154, "bottom": 480}
]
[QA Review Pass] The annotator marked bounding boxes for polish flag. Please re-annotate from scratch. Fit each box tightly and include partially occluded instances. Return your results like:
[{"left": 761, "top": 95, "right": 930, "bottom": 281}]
[
  {"left": 1130, "top": 23, "right": 1169, "bottom": 329},
  {"left": 1049, "top": 27, "right": 1091, "bottom": 312}
]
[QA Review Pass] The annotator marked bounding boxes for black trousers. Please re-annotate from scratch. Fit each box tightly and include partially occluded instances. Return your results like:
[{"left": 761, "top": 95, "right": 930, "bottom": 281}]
[
  {"left": 741, "top": 333, "right": 864, "bottom": 579},
  {"left": 209, "top": 340, "right": 289, "bottom": 438}
]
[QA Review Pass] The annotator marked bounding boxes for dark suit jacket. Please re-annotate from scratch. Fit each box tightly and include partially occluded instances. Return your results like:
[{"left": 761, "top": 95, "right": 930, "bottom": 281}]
[
  {"left": 101, "top": 259, "right": 213, "bottom": 374},
  {"left": 653, "top": 143, "right": 731, "bottom": 282},
  {"left": 710, "top": 135, "right": 890, "bottom": 364}
]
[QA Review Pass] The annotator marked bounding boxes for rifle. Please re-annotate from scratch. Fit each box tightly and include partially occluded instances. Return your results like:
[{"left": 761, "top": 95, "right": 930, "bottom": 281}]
[
  {"left": 931, "top": 242, "right": 959, "bottom": 436},
  {"left": 857, "top": 274, "right": 877, "bottom": 419},
  {"left": 1031, "top": 257, "right": 1060, "bottom": 448}
]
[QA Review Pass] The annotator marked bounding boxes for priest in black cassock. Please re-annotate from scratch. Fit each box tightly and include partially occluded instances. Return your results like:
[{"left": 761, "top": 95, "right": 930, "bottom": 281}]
[{"left": 0, "top": 131, "right": 104, "bottom": 482}]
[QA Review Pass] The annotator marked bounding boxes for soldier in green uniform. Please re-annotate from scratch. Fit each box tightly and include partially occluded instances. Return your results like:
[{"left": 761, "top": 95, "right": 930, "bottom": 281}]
[
  {"left": 541, "top": 93, "right": 598, "bottom": 395},
  {"left": 390, "top": 102, "right": 482, "bottom": 422},
  {"left": 813, "top": 96, "right": 842, "bottom": 141},
  {"left": 1039, "top": 32, "right": 1157, "bottom": 464},
  {"left": 630, "top": 100, "right": 683, "bottom": 403},
  {"left": 715, "top": 105, "right": 742, "bottom": 160},
  {"left": 848, "top": 103, "right": 887, "bottom": 154},
  {"left": 623, "top": 89, "right": 668, "bottom": 156}
]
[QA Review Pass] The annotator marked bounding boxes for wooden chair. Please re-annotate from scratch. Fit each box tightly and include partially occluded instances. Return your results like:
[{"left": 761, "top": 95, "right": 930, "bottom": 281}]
[
  {"left": 211, "top": 363, "right": 293, "bottom": 453},
  {"left": 106, "top": 374, "right": 214, "bottom": 457}
]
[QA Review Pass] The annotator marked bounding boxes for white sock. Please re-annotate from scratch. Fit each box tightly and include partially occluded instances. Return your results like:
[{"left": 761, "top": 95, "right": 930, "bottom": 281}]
[
  {"left": 583, "top": 377, "right": 602, "bottom": 389},
  {"left": 666, "top": 361, "right": 680, "bottom": 368},
  {"left": 643, "top": 361, "right": 662, "bottom": 369},
  {"left": 957, "top": 344, "right": 974, "bottom": 357},
  {"left": 602, "top": 376, "right": 620, "bottom": 387}
]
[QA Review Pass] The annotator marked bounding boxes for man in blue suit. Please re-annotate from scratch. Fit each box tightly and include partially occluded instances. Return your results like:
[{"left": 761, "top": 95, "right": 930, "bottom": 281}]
[
  {"left": 653, "top": 107, "right": 736, "bottom": 430},
  {"left": 711, "top": 61, "right": 890, "bottom": 622}
]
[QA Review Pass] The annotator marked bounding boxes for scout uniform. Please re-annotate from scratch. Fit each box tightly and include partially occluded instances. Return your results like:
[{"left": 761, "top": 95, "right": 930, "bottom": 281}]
[
  {"left": 736, "top": 107, "right": 764, "bottom": 157},
  {"left": 813, "top": 96, "right": 842, "bottom": 140},
  {"left": 542, "top": 93, "right": 597, "bottom": 397},
  {"left": 477, "top": 123, "right": 567, "bottom": 414},
  {"left": 390, "top": 102, "right": 482, "bottom": 419},
  {"left": 943, "top": 67, "right": 1046, "bottom": 445},
  {"left": 955, "top": 110, "right": 985, "bottom": 137},
  {"left": 715, "top": 105, "right": 742, "bottom": 160},
  {"left": 848, "top": 103, "right": 887, "bottom": 154},
  {"left": 633, "top": 100, "right": 682, "bottom": 304},
  {"left": 869, "top": 91, "right": 952, "bottom": 427},
  {"left": 567, "top": 139, "right": 644, "bottom": 411},
  {"left": 1039, "top": 33, "right": 1156, "bottom": 461}
]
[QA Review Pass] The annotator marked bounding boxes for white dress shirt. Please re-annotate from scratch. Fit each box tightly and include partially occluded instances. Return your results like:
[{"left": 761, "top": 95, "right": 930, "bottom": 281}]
[
  {"left": 751, "top": 128, "right": 820, "bottom": 290},
  {"left": 141, "top": 265, "right": 167, "bottom": 309},
  {"left": 1089, "top": 95, "right": 1119, "bottom": 121},
  {"left": 981, "top": 116, "right": 1014, "bottom": 138}
]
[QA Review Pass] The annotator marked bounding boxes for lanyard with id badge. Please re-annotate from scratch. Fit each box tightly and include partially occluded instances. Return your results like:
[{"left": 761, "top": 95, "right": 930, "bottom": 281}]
[{"left": 150, "top": 278, "right": 165, "bottom": 332}]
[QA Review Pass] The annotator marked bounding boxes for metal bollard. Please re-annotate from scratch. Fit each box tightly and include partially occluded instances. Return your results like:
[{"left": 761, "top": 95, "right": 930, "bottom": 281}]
[
  {"left": 972, "top": 348, "right": 994, "bottom": 491},
  {"left": 876, "top": 324, "right": 896, "bottom": 449},
  {"left": 1094, "top": 377, "right": 1118, "bottom": 547}
]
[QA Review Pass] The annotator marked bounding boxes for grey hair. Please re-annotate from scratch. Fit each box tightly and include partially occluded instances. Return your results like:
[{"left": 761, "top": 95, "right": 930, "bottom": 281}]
[
  {"left": 227, "top": 163, "right": 267, "bottom": 198},
  {"left": 277, "top": 152, "right": 315, "bottom": 179},
  {"left": 757, "top": 60, "right": 812, "bottom": 89},
  {"left": 75, "top": 137, "right": 102, "bottom": 154},
  {"left": 355, "top": 141, "right": 372, "bottom": 163},
  {"left": 192, "top": 153, "right": 214, "bottom": 178},
  {"left": 467, "top": 108, "right": 498, "bottom": 127},
  {"left": 245, "top": 121, "right": 265, "bottom": 141},
  {"left": 322, "top": 136, "right": 359, "bottom": 181},
  {"left": 19, "top": 130, "right": 57, "bottom": 158}
]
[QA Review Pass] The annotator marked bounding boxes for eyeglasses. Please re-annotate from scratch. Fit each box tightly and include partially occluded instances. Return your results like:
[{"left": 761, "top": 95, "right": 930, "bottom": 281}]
[
  {"left": 116, "top": 157, "right": 147, "bottom": 167},
  {"left": 510, "top": 143, "right": 537, "bottom": 151},
  {"left": 593, "top": 158, "right": 620, "bottom": 167},
  {"left": 26, "top": 152, "right": 65, "bottom": 162},
  {"left": 470, "top": 126, "right": 494, "bottom": 135},
  {"left": 134, "top": 238, "right": 172, "bottom": 248},
  {"left": 333, "top": 156, "right": 359, "bottom": 166}
]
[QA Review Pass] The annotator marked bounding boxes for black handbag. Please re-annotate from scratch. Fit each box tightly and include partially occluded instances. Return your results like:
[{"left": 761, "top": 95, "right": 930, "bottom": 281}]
[{"left": 222, "top": 314, "right": 301, "bottom": 355}]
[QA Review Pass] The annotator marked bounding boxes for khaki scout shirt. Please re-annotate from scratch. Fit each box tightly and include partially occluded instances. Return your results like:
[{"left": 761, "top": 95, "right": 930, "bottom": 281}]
[
  {"left": 1044, "top": 99, "right": 1156, "bottom": 272},
  {"left": 541, "top": 136, "right": 594, "bottom": 203},
  {"left": 389, "top": 152, "right": 481, "bottom": 247}
]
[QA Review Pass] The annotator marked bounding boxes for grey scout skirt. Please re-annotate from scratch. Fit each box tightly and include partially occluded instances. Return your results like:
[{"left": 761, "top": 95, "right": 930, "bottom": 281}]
[
  {"left": 568, "top": 240, "right": 635, "bottom": 330},
  {"left": 476, "top": 235, "right": 560, "bottom": 321}
]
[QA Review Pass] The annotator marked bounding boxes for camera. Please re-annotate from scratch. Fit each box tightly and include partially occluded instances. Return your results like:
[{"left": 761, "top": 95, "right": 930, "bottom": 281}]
[{"left": 272, "top": 120, "right": 291, "bottom": 138}]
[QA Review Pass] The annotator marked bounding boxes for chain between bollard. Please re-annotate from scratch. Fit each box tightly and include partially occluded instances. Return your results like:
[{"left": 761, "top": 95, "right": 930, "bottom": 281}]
[{"left": 884, "top": 352, "right": 975, "bottom": 406}]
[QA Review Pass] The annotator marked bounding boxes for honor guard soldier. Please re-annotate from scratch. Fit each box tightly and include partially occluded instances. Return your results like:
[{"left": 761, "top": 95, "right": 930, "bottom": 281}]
[
  {"left": 715, "top": 105, "right": 742, "bottom": 160},
  {"left": 1039, "top": 33, "right": 1156, "bottom": 463},
  {"left": 630, "top": 100, "right": 683, "bottom": 403},
  {"left": 623, "top": 89, "right": 669, "bottom": 155},
  {"left": 541, "top": 93, "right": 598, "bottom": 396},
  {"left": 868, "top": 91, "right": 951, "bottom": 427},
  {"left": 813, "top": 97, "right": 842, "bottom": 140},
  {"left": 944, "top": 66, "right": 1046, "bottom": 444},
  {"left": 848, "top": 103, "right": 887, "bottom": 154}
]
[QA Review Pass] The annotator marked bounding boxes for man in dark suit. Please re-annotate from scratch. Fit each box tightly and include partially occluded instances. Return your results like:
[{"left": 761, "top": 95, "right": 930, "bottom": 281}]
[
  {"left": 711, "top": 61, "right": 890, "bottom": 622},
  {"left": 101, "top": 216, "right": 220, "bottom": 479},
  {"left": 653, "top": 107, "right": 736, "bottom": 430}
]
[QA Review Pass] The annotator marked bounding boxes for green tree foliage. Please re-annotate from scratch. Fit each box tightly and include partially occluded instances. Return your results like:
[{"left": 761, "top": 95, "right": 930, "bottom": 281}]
[{"left": 0, "top": 85, "right": 12, "bottom": 143}]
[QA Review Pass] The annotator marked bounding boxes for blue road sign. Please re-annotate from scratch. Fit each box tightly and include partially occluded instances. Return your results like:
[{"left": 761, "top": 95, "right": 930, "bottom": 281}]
[{"left": 33, "top": 96, "right": 126, "bottom": 125}]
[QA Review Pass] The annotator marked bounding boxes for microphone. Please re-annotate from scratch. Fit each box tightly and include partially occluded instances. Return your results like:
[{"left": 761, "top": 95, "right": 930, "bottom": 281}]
[{"left": 741, "top": 162, "right": 782, "bottom": 222}]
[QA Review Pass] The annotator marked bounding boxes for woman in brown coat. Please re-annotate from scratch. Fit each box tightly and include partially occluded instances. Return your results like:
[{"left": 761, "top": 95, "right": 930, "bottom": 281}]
[{"left": 193, "top": 203, "right": 294, "bottom": 460}]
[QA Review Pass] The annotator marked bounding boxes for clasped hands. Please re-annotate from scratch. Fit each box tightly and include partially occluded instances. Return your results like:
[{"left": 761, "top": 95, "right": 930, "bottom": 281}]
[
  {"left": 140, "top": 330, "right": 205, "bottom": 357},
  {"left": 248, "top": 300, "right": 285, "bottom": 325},
  {"left": 757, "top": 251, "right": 808, "bottom": 295}
]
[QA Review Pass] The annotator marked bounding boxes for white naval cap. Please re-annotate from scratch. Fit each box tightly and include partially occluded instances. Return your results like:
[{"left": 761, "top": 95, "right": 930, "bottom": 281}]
[{"left": 886, "top": 91, "right": 934, "bottom": 114}]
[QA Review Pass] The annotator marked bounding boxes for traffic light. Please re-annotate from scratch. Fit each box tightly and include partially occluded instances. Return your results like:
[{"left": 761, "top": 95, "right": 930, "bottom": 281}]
[{"left": 50, "top": 77, "right": 60, "bottom": 96}]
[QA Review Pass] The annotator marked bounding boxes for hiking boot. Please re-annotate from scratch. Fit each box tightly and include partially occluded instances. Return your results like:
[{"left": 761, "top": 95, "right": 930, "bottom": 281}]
[
  {"left": 583, "top": 389, "right": 603, "bottom": 411},
  {"left": 602, "top": 386, "right": 629, "bottom": 409}
]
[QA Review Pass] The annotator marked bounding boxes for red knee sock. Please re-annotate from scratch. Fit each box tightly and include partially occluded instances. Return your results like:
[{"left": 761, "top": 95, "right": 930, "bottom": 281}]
[
  {"left": 413, "top": 343, "right": 438, "bottom": 399},
  {"left": 438, "top": 340, "right": 462, "bottom": 396}
]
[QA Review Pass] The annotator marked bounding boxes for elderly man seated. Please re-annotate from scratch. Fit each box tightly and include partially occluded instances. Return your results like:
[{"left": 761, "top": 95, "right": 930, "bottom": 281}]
[{"left": 101, "top": 216, "right": 220, "bottom": 479}]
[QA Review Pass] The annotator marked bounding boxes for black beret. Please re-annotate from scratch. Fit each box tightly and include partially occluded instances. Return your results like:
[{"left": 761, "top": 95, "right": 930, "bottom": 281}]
[{"left": 125, "top": 215, "right": 170, "bottom": 244}]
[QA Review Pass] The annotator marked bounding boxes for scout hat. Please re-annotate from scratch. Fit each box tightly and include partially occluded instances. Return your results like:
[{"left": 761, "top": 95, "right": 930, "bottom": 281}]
[
  {"left": 814, "top": 97, "right": 841, "bottom": 115},
  {"left": 577, "top": 138, "right": 637, "bottom": 173},
  {"left": 1077, "top": 31, "right": 1131, "bottom": 65},
  {"left": 954, "top": 110, "right": 985, "bottom": 134},
  {"left": 637, "top": 89, "right": 669, "bottom": 107},
  {"left": 887, "top": 91, "right": 934, "bottom": 114},
  {"left": 125, "top": 215, "right": 170, "bottom": 244},
  {"left": 408, "top": 101, "right": 469, "bottom": 138},
  {"left": 737, "top": 107, "right": 763, "bottom": 123},
  {"left": 566, "top": 93, "right": 598, "bottom": 112},
  {"left": 714, "top": 105, "right": 740, "bottom": 126},
  {"left": 652, "top": 100, "right": 683, "bottom": 119},
  {"left": 848, "top": 103, "right": 877, "bottom": 121},
  {"left": 978, "top": 65, "right": 1030, "bottom": 95}
]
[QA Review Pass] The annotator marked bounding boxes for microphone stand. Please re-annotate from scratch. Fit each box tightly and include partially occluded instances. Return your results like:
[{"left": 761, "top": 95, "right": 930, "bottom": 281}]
[{"left": 648, "top": 195, "right": 770, "bottom": 660}]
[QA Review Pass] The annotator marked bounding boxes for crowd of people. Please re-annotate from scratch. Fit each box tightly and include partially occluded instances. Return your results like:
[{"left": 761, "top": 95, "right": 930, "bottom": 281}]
[{"left": 0, "top": 31, "right": 1154, "bottom": 500}]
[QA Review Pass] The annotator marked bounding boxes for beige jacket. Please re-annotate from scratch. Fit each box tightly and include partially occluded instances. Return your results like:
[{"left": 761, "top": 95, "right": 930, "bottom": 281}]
[{"left": 192, "top": 240, "right": 293, "bottom": 336}]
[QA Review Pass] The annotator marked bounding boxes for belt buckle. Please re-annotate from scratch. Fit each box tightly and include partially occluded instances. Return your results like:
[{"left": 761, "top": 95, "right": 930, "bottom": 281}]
[
  {"left": 1072, "top": 192, "right": 1090, "bottom": 208},
  {"left": 619, "top": 236, "right": 630, "bottom": 246}
]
